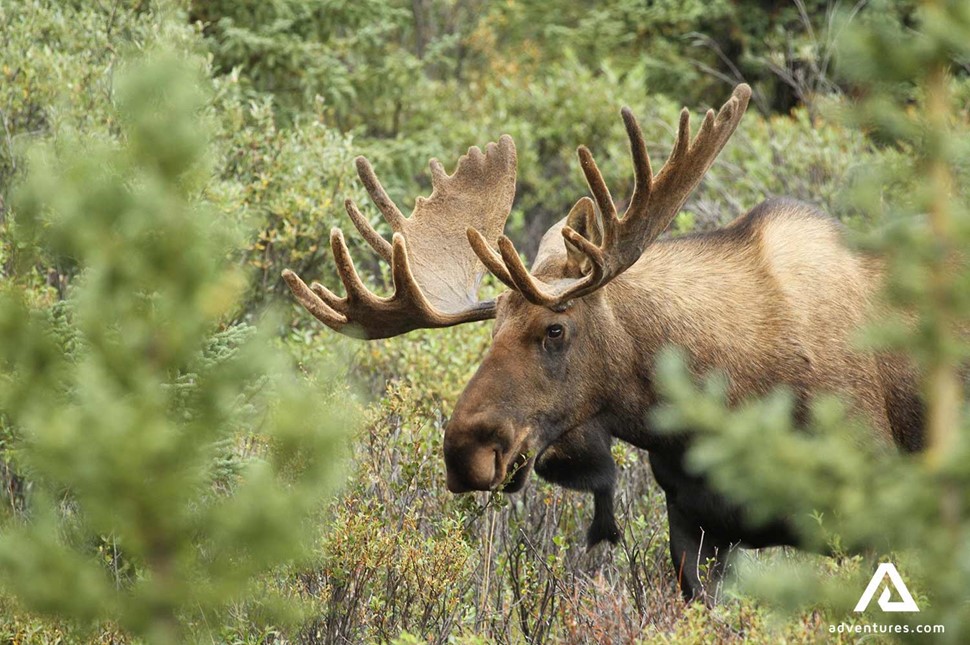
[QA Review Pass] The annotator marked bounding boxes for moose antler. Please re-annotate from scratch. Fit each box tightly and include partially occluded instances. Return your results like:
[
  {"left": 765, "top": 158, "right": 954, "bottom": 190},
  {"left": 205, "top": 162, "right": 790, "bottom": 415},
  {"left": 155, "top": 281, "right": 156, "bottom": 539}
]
[
  {"left": 468, "top": 84, "right": 751, "bottom": 308},
  {"left": 282, "top": 136, "right": 516, "bottom": 339}
]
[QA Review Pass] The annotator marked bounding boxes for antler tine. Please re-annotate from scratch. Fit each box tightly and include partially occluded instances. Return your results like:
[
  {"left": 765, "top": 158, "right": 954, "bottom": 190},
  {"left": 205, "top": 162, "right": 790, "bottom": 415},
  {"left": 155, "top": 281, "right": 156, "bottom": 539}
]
[
  {"left": 577, "top": 106, "right": 656, "bottom": 249},
  {"left": 621, "top": 106, "right": 653, "bottom": 211},
  {"left": 497, "top": 236, "right": 564, "bottom": 307},
  {"left": 669, "top": 109, "right": 691, "bottom": 166},
  {"left": 329, "top": 227, "right": 378, "bottom": 305},
  {"left": 344, "top": 198, "right": 392, "bottom": 262},
  {"left": 688, "top": 94, "right": 741, "bottom": 169},
  {"left": 282, "top": 269, "right": 348, "bottom": 331},
  {"left": 643, "top": 83, "right": 750, "bottom": 240},
  {"left": 466, "top": 195, "right": 603, "bottom": 300},
  {"left": 429, "top": 158, "right": 449, "bottom": 185},
  {"left": 355, "top": 156, "right": 406, "bottom": 232},
  {"left": 310, "top": 280, "right": 345, "bottom": 312},
  {"left": 694, "top": 109, "right": 717, "bottom": 150},
  {"left": 562, "top": 197, "right": 602, "bottom": 267},
  {"left": 467, "top": 227, "right": 516, "bottom": 289},
  {"left": 561, "top": 224, "right": 606, "bottom": 271},
  {"left": 388, "top": 232, "right": 435, "bottom": 311},
  {"left": 466, "top": 216, "right": 606, "bottom": 309},
  {"left": 577, "top": 147, "right": 619, "bottom": 245}
]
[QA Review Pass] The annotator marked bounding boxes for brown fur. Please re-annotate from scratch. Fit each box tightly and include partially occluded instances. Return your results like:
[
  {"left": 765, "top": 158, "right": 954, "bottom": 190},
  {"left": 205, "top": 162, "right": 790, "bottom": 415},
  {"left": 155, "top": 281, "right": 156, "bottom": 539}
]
[{"left": 444, "top": 198, "right": 924, "bottom": 600}]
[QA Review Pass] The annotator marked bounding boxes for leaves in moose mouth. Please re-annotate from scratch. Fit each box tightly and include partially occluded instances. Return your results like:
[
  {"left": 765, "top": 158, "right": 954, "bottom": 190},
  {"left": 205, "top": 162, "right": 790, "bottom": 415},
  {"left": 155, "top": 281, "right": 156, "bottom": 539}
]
[{"left": 498, "top": 451, "right": 534, "bottom": 493}]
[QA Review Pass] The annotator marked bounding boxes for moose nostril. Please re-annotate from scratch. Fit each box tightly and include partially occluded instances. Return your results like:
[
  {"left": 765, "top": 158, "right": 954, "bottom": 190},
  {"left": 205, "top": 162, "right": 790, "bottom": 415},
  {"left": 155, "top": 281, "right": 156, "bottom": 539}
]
[
  {"left": 442, "top": 434, "right": 501, "bottom": 492},
  {"left": 446, "top": 468, "right": 472, "bottom": 494},
  {"left": 490, "top": 448, "right": 504, "bottom": 487}
]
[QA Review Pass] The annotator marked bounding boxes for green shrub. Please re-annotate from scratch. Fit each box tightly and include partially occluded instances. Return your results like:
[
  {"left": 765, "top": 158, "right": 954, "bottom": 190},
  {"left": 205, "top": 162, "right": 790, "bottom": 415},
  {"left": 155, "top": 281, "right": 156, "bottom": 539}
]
[
  {"left": 0, "top": 1, "right": 203, "bottom": 287},
  {"left": 190, "top": 0, "right": 414, "bottom": 126},
  {"left": 0, "top": 54, "right": 350, "bottom": 643},
  {"left": 206, "top": 85, "right": 366, "bottom": 315}
]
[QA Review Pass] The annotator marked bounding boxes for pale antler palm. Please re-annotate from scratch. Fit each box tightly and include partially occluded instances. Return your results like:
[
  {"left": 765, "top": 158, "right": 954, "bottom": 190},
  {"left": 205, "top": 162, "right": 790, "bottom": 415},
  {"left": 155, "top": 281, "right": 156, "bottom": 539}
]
[
  {"left": 282, "top": 135, "right": 516, "bottom": 339},
  {"left": 468, "top": 84, "right": 751, "bottom": 309}
]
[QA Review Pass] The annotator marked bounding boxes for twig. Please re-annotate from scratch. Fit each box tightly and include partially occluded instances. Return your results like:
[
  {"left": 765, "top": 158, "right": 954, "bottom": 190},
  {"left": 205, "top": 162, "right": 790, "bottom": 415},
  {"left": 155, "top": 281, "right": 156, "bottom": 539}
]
[{"left": 0, "top": 107, "right": 16, "bottom": 176}]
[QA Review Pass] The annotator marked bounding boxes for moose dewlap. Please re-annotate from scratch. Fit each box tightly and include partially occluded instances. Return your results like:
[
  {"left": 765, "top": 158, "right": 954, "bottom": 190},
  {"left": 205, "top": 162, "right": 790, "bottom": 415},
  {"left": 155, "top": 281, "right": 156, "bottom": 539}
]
[{"left": 283, "top": 84, "right": 924, "bottom": 602}]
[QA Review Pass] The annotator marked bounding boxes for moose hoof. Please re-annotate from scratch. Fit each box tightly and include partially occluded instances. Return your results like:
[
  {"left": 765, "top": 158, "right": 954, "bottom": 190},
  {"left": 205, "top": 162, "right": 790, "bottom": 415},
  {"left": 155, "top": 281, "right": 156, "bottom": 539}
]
[{"left": 586, "top": 514, "right": 621, "bottom": 549}]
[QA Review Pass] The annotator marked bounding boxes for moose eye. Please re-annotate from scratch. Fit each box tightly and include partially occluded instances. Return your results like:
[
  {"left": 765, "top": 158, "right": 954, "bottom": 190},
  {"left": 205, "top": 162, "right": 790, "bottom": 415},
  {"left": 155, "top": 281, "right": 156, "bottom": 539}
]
[{"left": 546, "top": 324, "right": 564, "bottom": 339}]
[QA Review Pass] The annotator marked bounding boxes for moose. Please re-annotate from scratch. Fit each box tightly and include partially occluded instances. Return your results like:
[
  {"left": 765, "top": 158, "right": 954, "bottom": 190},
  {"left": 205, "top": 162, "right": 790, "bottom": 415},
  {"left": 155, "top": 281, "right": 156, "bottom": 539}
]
[{"left": 282, "top": 84, "right": 924, "bottom": 601}]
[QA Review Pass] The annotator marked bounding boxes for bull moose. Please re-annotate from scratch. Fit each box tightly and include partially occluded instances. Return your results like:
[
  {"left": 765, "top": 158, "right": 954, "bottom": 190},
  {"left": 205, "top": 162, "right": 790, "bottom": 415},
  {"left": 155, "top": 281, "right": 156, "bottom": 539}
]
[{"left": 282, "top": 84, "right": 924, "bottom": 600}]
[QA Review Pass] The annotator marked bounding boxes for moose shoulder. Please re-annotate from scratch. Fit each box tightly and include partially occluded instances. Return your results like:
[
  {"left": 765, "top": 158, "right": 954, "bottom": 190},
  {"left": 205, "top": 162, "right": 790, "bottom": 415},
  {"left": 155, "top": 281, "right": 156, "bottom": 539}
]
[{"left": 282, "top": 84, "right": 924, "bottom": 602}]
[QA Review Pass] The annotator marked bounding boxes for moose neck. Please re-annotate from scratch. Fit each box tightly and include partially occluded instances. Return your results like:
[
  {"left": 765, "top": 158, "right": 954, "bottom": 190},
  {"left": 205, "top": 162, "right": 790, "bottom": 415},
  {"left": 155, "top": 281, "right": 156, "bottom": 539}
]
[{"left": 593, "top": 231, "right": 765, "bottom": 452}]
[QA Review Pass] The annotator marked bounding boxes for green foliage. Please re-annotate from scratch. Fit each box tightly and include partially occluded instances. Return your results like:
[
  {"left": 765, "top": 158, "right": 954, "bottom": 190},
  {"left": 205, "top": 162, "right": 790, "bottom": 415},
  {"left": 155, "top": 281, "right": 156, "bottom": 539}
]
[
  {"left": 0, "top": 0, "right": 204, "bottom": 288},
  {"left": 0, "top": 55, "right": 349, "bottom": 642},
  {"left": 191, "top": 0, "right": 414, "bottom": 128},
  {"left": 653, "top": 0, "right": 970, "bottom": 638},
  {"left": 206, "top": 87, "right": 365, "bottom": 313}
]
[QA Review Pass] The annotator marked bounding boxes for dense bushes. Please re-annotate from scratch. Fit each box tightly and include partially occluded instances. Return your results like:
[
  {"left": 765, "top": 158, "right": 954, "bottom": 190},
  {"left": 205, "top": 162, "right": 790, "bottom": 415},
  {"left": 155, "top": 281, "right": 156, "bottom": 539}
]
[
  {"left": 0, "top": 1, "right": 205, "bottom": 291},
  {"left": 207, "top": 89, "right": 365, "bottom": 313}
]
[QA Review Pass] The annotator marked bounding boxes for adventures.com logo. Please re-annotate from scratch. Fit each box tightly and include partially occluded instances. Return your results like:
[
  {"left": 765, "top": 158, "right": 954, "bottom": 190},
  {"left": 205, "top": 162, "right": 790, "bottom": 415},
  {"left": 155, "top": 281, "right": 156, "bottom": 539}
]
[
  {"left": 829, "top": 563, "right": 945, "bottom": 636},
  {"left": 854, "top": 563, "right": 919, "bottom": 613}
]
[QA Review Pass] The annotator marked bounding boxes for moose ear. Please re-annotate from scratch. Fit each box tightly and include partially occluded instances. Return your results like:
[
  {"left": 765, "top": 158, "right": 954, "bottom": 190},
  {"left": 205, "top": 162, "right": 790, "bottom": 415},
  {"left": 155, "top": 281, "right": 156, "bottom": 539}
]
[{"left": 563, "top": 197, "right": 601, "bottom": 277}]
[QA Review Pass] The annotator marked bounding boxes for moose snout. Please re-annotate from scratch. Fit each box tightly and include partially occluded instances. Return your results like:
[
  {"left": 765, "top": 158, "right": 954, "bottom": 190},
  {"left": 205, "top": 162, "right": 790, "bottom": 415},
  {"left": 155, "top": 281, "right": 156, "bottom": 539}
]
[
  {"left": 443, "top": 411, "right": 516, "bottom": 493},
  {"left": 443, "top": 441, "right": 499, "bottom": 493}
]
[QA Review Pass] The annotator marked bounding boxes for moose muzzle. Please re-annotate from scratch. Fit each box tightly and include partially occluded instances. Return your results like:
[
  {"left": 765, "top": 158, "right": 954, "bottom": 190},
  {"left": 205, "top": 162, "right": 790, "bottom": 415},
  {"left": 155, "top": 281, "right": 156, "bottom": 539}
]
[
  {"left": 443, "top": 411, "right": 534, "bottom": 493},
  {"left": 443, "top": 439, "right": 499, "bottom": 493}
]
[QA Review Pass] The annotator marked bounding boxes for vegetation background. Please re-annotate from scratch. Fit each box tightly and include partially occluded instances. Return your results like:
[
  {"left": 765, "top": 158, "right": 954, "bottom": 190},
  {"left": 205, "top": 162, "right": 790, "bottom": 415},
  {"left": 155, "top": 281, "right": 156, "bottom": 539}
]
[{"left": 1, "top": 0, "right": 968, "bottom": 642}]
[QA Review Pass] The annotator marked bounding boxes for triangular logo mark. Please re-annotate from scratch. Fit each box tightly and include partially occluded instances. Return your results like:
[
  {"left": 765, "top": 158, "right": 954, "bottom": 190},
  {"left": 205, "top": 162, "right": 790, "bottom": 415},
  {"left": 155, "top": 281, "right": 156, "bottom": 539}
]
[{"left": 854, "top": 563, "right": 919, "bottom": 613}]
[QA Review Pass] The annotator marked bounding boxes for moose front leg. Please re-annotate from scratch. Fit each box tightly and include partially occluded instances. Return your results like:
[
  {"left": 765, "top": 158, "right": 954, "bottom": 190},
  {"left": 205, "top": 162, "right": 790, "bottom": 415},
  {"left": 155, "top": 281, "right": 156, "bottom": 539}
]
[
  {"left": 588, "top": 486, "right": 620, "bottom": 549},
  {"left": 666, "top": 500, "right": 731, "bottom": 604},
  {"left": 534, "top": 423, "right": 621, "bottom": 548}
]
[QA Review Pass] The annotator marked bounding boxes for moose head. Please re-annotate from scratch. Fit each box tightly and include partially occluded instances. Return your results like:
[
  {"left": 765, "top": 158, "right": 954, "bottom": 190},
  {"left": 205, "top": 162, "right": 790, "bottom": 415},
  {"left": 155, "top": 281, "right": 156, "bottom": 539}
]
[{"left": 283, "top": 83, "right": 751, "bottom": 492}]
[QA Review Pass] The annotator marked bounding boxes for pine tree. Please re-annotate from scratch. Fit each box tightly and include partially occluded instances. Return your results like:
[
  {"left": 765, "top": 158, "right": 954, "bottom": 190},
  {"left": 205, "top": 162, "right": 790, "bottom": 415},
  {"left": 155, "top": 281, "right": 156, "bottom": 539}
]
[{"left": 0, "top": 53, "right": 350, "bottom": 643}]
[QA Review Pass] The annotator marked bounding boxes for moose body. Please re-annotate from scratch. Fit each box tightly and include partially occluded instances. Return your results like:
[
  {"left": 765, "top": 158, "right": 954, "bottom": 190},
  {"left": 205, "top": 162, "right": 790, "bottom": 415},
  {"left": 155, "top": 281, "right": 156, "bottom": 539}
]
[
  {"left": 445, "top": 198, "right": 923, "bottom": 598},
  {"left": 283, "top": 84, "right": 924, "bottom": 601}
]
